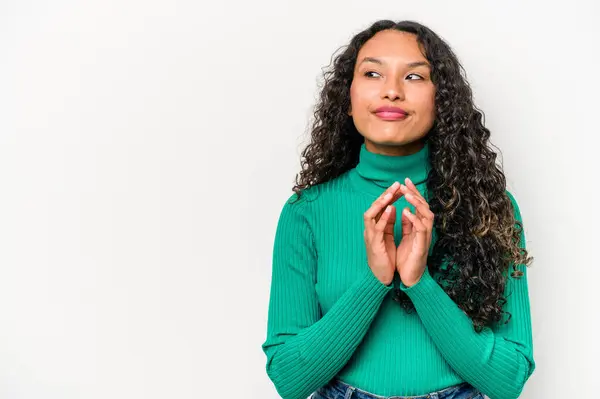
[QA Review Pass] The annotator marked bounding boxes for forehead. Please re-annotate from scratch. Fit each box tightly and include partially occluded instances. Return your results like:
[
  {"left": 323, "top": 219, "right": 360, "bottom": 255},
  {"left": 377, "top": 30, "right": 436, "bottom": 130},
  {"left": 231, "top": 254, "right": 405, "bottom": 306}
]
[{"left": 356, "top": 30, "right": 426, "bottom": 62}]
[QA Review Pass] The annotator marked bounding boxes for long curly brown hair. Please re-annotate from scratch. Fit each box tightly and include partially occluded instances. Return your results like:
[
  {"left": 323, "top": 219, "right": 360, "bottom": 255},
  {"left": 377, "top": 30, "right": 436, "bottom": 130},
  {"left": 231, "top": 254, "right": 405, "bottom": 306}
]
[{"left": 291, "top": 19, "right": 533, "bottom": 332}]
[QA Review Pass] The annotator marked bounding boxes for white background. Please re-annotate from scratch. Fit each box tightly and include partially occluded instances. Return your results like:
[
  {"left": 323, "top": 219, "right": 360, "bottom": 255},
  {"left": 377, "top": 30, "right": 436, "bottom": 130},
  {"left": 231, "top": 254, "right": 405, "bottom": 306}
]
[{"left": 1, "top": 0, "right": 599, "bottom": 398}]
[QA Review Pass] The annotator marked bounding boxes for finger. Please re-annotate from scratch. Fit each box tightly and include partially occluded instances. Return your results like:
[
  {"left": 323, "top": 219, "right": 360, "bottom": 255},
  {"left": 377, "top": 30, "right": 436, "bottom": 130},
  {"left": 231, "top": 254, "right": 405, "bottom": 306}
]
[
  {"left": 370, "top": 192, "right": 395, "bottom": 225},
  {"left": 391, "top": 184, "right": 406, "bottom": 202},
  {"left": 402, "top": 207, "right": 428, "bottom": 234},
  {"left": 381, "top": 189, "right": 404, "bottom": 223},
  {"left": 401, "top": 179, "right": 433, "bottom": 226},
  {"left": 401, "top": 207, "right": 413, "bottom": 236},
  {"left": 384, "top": 205, "right": 397, "bottom": 235},
  {"left": 410, "top": 210, "right": 429, "bottom": 253},
  {"left": 373, "top": 181, "right": 400, "bottom": 209},
  {"left": 375, "top": 205, "right": 394, "bottom": 233},
  {"left": 404, "top": 177, "right": 427, "bottom": 203},
  {"left": 405, "top": 192, "right": 434, "bottom": 225},
  {"left": 378, "top": 181, "right": 401, "bottom": 201},
  {"left": 402, "top": 208, "right": 428, "bottom": 252},
  {"left": 376, "top": 188, "right": 405, "bottom": 224},
  {"left": 399, "top": 187, "right": 425, "bottom": 213},
  {"left": 364, "top": 181, "right": 401, "bottom": 221}
]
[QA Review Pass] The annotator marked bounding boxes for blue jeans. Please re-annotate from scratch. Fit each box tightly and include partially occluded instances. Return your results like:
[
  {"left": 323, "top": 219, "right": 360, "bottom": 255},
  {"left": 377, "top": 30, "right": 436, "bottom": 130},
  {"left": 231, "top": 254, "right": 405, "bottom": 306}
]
[{"left": 311, "top": 379, "right": 485, "bottom": 399}]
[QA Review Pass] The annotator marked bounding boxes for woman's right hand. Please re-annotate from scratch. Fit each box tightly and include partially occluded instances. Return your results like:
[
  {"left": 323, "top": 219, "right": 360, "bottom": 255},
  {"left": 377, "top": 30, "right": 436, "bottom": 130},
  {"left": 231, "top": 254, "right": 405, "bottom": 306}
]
[{"left": 363, "top": 181, "right": 403, "bottom": 286}]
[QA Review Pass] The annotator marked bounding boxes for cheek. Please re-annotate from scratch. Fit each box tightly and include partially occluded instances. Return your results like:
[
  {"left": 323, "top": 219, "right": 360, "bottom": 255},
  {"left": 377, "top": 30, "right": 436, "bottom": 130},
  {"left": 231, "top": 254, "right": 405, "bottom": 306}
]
[
  {"left": 350, "top": 82, "right": 365, "bottom": 104},
  {"left": 349, "top": 84, "right": 370, "bottom": 115},
  {"left": 349, "top": 84, "right": 357, "bottom": 106},
  {"left": 425, "top": 101, "right": 436, "bottom": 119},
  {"left": 416, "top": 89, "right": 436, "bottom": 120}
]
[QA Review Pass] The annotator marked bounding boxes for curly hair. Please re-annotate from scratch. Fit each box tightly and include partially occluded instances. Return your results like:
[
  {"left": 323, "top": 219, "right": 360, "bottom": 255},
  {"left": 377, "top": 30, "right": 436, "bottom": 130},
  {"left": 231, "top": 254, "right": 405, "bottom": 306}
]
[{"left": 291, "top": 19, "right": 533, "bottom": 332}]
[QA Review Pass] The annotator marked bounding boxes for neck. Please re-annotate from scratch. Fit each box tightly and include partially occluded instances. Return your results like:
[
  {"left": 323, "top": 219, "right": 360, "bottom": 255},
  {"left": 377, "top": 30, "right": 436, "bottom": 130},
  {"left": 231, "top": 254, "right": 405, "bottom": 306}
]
[
  {"left": 364, "top": 137, "right": 427, "bottom": 156},
  {"left": 348, "top": 139, "right": 432, "bottom": 197}
]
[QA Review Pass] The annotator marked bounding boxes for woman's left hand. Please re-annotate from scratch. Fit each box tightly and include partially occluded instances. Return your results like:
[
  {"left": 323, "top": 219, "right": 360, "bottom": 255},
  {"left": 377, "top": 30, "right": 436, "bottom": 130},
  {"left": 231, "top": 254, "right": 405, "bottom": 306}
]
[{"left": 396, "top": 177, "right": 435, "bottom": 287}]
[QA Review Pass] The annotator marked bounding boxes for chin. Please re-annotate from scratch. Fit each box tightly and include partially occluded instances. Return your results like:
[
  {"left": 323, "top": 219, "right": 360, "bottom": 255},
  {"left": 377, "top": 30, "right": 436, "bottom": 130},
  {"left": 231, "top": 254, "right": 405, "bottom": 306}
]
[
  {"left": 365, "top": 133, "right": 429, "bottom": 150},
  {"left": 369, "top": 136, "right": 413, "bottom": 146}
]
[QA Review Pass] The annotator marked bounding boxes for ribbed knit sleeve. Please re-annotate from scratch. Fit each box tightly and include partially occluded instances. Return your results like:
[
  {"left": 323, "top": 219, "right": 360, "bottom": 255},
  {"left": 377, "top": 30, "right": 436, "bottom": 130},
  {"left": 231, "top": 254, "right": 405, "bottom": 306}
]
[
  {"left": 262, "top": 196, "right": 392, "bottom": 399},
  {"left": 398, "top": 192, "right": 535, "bottom": 399}
]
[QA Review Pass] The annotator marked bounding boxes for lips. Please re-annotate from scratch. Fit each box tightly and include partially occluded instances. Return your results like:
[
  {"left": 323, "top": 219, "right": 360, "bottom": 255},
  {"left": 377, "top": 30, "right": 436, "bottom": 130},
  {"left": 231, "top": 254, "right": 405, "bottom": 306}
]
[
  {"left": 374, "top": 106, "right": 408, "bottom": 121},
  {"left": 374, "top": 106, "right": 407, "bottom": 114},
  {"left": 375, "top": 111, "right": 408, "bottom": 121}
]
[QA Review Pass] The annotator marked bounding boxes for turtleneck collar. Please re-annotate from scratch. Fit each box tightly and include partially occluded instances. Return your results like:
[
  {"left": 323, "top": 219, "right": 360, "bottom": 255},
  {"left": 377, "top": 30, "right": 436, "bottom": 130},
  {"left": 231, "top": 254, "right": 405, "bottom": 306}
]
[{"left": 348, "top": 140, "right": 431, "bottom": 197}]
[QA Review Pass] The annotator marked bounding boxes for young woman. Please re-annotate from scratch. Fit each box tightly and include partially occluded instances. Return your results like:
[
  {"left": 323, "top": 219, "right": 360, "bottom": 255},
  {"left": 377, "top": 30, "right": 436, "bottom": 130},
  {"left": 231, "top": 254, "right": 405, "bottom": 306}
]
[{"left": 262, "top": 20, "right": 535, "bottom": 399}]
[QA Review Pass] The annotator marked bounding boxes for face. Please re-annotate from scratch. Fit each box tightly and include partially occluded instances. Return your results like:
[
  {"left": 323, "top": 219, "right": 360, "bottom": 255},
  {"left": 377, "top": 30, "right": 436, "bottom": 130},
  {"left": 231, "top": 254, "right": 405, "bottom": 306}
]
[{"left": 348, "top": 29, "right": 436, "bottom": 156}]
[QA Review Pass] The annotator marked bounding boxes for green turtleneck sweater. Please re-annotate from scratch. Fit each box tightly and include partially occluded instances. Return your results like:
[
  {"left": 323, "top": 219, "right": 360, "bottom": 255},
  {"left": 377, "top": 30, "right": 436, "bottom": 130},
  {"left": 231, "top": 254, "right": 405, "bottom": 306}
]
[{"left": 262, "top": 142, "right": 535, "bottom": 399}]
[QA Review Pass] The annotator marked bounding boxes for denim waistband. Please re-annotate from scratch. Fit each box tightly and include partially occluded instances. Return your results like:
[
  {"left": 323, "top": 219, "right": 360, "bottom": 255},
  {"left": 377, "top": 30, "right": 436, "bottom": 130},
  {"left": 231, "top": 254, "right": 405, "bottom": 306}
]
[{"left": 315, "top": 379, "right": 481, "bottom": 399}]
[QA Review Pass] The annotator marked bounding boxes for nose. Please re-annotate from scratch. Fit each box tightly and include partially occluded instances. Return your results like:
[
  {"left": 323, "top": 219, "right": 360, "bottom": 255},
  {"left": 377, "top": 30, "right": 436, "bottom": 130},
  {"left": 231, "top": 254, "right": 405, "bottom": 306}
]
[{"left": 381, "top": 76, "right": 405, "bottom": 101}]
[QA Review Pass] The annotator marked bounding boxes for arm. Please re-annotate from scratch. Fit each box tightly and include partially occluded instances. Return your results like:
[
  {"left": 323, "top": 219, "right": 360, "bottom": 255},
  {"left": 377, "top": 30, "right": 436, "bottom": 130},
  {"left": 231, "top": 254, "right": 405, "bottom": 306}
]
[
  {"left": 262, "top": 195, "right": 392, "bottom": 399},
  {"left": 398, "top": 191, "right": 535, "bottom": 399}
]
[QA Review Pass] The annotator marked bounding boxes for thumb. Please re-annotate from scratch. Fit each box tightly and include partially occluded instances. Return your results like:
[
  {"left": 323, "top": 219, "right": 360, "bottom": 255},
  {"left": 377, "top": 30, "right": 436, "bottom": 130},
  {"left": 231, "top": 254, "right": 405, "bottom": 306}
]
[
  {"left": 383, "top": 205, "right": 397, "bottom": 235},
  {"left": 401, "top": 207, "right": 412, "bottom": 236}
]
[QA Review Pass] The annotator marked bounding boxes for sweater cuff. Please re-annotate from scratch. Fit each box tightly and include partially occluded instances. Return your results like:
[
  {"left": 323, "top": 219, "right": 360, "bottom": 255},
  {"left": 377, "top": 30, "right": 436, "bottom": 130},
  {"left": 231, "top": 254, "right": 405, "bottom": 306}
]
[
  {"left": 362, "top": 266, "right": 395, "bottom": 294},
  {"left": 398, "top": 266, "right": 436, "bottom": 298}
]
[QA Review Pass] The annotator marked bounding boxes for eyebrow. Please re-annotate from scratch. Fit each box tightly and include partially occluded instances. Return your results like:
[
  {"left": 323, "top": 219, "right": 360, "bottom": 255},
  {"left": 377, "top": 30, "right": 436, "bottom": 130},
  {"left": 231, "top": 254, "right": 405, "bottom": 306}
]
[{"left": 358, "top": 57, "right": 430, "bottom": 69}]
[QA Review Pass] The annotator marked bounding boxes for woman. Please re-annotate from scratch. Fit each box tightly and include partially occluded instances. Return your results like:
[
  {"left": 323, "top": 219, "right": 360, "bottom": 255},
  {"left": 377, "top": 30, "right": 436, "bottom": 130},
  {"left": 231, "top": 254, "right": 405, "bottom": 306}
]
[{"left": 262, "top": 20, "right": 535, "bottom": 399}]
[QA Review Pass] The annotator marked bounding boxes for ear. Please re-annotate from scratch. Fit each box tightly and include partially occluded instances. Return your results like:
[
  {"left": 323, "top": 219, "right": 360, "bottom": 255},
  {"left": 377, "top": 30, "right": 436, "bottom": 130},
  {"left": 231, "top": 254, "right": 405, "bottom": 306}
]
[{"left": 347, "top": 105, "right": 352, "bottom": 116}]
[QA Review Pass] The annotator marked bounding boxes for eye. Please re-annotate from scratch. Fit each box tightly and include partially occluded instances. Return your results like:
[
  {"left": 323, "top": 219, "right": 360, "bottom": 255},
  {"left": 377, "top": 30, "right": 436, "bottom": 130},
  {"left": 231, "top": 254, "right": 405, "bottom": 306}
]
[
  {"left": 406, "top": 73, "right": 424, "bottom": 80},
  {"left": 364, "top": 71, "right": 381, "bottom": 78}
]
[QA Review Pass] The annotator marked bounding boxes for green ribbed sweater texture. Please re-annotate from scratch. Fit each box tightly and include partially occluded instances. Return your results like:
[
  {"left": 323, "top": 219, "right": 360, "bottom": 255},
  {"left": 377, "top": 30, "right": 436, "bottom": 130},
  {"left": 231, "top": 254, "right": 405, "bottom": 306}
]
[{"left": 262, "top": 142, "right": 535, "bottom": 399}]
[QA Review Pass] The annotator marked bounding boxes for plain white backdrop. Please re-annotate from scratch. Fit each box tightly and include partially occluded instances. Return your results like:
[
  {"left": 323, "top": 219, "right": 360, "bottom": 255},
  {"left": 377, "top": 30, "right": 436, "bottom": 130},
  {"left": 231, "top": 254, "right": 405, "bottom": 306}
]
[{"left": 1, "top": 0, "right": 599, "bottom": 397}]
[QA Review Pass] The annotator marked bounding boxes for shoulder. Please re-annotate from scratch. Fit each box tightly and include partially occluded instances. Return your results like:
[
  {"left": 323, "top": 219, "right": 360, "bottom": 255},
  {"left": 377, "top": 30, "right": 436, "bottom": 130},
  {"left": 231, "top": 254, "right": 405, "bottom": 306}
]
[
  {"left": 279, "top": 172, "right": 355, "bottom": 220},
  {"left": 284, "top": 173, "right": 351, "bottom": 206},
  {"left": 277, "top": 185, "right": 320, "bottom": 225},
  {"left": 282, "top": 184, "right": 320, "bottom": 211}
]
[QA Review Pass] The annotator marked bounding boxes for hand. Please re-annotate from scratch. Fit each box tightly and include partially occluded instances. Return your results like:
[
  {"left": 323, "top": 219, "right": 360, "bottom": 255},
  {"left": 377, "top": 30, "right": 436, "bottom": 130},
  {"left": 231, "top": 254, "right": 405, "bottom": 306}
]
[
  {"left": 363, "top": 181, "right": 404, "bottom": 286},
  {"left": 396, "top": 177, "right": 434, "bottom": 287}
]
